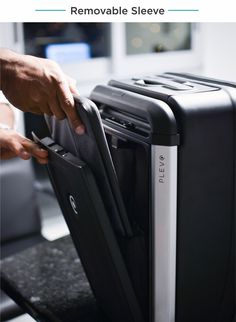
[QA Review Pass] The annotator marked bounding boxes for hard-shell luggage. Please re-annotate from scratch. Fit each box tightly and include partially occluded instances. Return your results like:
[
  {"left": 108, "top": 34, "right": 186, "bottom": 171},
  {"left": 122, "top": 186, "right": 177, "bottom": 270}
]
[{"left": 36, "top": 73, "right": 235, "bottom": 322}]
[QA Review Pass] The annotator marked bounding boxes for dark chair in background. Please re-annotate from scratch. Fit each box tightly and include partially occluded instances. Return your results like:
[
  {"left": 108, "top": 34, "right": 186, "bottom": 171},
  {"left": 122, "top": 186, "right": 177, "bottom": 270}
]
[{"left": 0, "top": 158, "right": 45, "bottom": 321}]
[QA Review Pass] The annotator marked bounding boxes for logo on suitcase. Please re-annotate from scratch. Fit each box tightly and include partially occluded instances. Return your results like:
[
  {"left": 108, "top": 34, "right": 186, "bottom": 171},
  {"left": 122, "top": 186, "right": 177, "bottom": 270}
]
[
  {"left": 69, "top": 195, "right": 78, "bottom": 215},
  {"left": 159, "top": 155, "right": 165, "bottom": 183}
]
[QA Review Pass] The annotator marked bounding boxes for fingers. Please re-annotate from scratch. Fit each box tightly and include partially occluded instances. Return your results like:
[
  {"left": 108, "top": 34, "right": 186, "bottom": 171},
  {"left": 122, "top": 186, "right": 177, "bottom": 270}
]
[
  {"left": 0, "top": 143, "right": 30, "bottom": 160},
  {"left": 67, "top": 76, "right": 78, "bottom": 94},
  {"left": 47, "top": 98, "right": 66, "bottom": 120},
  {"left": 0, "top": 129, "right": 48, "bottom": 164},
  {"left": 21, "top": 139, "right": 48, "bottom": 164},
  {"left": 28, "top": 103, "right": 51, "bottom": 116},
  {"left": 0, "top": 148, "right": 17, "bottom": 160},
  {"left": 56, "top": 80, "right": 85, "bottom": 135},
  {"left": 8, "top": 139, "right": 31, "bottom": 160}
]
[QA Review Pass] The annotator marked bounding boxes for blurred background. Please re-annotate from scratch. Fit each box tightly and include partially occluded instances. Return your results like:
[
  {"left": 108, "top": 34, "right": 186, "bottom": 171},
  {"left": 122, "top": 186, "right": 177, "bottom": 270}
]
[
  {"left": 1, "top": 23, "right": 236, "bottom": 134},
  {"left": 0, "top": 22, "right": 236, "bottom": 321}
]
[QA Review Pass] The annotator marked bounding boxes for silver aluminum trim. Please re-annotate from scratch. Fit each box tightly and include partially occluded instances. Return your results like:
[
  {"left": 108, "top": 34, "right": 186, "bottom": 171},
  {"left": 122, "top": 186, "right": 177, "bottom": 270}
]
[{"left": 151, "top": 145, "right": 177, "bottom": 322}]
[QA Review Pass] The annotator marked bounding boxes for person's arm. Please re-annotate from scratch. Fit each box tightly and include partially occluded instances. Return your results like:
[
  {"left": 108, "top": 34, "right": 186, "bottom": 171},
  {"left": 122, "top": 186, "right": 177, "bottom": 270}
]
[
  {"left": 0, "top": 48, "right": 84, "bottom": 134},
  {"left": 0, "top": 102, "right": 48, "bottom": 163}
]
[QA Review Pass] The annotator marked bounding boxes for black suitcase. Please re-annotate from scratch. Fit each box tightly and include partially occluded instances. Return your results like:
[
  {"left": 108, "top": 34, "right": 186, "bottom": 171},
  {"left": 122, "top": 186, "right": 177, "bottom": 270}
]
[
  {"left": 36, "top": 73, "right": 235, "bottom": 322},
  {"left": 89, "top": 73, "right": 236, "bottom": 322}
]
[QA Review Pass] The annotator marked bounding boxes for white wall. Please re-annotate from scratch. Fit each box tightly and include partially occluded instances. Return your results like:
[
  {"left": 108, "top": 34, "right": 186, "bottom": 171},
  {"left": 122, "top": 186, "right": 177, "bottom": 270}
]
[
  {"left": 0, "top": 23, "right": 15, "bottom": 48},
  {"left": 200, "top": 23, "right": 236, "bottom": 81},
  {"left": 0, "top": 22, "right": 24, "bottom": 52}
]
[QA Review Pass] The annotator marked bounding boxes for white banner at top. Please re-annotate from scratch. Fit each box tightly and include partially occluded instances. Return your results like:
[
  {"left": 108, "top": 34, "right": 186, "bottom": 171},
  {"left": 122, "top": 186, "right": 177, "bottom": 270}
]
[{"left": 0, "top": 0, "right": 236, "bottom": 22}]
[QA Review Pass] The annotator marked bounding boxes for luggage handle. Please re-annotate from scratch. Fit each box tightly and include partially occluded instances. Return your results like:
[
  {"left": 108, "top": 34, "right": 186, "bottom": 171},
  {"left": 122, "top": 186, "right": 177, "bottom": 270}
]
[
  {"left": 133, "top": 76, "right": 194, "bottom": 91},
  {"left": 91, "top": 85, "right": 179, "bottom": 139}
]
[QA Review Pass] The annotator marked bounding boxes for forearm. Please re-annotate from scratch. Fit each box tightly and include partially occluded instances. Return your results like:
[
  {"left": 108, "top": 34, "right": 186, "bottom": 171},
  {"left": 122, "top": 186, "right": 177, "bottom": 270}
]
[{"left": 0, "top": 48, "right": 19, "bottom": 91}]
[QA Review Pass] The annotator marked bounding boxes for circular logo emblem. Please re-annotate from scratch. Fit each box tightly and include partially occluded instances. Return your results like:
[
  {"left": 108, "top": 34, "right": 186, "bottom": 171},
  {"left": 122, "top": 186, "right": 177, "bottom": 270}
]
[{"left": 69, "top": 195, "right": 78, "bottom": 215}]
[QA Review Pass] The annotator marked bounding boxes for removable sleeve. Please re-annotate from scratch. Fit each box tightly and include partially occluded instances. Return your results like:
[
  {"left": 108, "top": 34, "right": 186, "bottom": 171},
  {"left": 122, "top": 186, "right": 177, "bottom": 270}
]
[{"left": 35, "top": 136, "right": 144, "bottom": 322}]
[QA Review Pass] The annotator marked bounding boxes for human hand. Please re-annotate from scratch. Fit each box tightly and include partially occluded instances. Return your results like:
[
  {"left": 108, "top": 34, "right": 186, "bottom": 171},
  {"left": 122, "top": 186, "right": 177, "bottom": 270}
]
[
  {"left": 0, "top": 129, "right": 48, "bottom": 163},
  {"left": 0, "top": 49, "right": 85, "bottom": 134}
]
